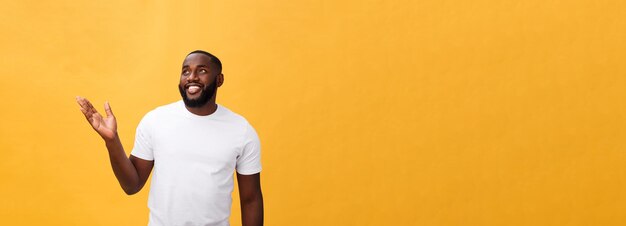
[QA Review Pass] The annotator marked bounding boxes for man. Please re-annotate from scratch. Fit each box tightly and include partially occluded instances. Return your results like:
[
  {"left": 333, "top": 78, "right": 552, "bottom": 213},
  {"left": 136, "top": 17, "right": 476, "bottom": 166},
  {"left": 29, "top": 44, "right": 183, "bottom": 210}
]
[{"left": 76, "top": 50, "right": 263, "bottom": 226}]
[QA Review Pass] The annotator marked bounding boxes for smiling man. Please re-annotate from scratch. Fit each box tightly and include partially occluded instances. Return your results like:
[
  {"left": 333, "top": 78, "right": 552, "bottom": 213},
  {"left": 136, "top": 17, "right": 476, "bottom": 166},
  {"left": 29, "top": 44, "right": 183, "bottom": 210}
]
[{"left": 77, "top": 50, "right": 263, "bottom": 226}]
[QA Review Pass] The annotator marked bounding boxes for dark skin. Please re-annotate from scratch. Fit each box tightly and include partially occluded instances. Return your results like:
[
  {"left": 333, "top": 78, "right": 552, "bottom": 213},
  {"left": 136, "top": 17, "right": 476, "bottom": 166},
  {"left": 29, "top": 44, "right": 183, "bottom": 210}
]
[{"left": 76, "top": 53, "right": 263, "bottom": 226}]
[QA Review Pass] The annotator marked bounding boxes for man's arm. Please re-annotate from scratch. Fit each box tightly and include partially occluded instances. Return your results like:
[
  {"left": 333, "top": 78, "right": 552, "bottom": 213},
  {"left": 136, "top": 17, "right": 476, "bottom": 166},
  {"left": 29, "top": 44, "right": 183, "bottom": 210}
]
[
  {"left": 237, "top": 173, "right": 264, "bottom": 226},
  {"left": 77, "top": 96, "right": 153, "bottom": 195},
  {"left": 104, "top": 135, "right": 154, "bottom": 195}
]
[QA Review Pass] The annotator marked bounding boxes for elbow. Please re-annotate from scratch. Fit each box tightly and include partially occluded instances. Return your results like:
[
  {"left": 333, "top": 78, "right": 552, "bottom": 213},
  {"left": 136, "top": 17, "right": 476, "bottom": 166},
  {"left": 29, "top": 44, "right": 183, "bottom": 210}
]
[
  {"left": 241, "top": 192, "right": 263, "bottom": 205},
  {"left": 122, "top": 186, "right": 140, "bottom": 195}
]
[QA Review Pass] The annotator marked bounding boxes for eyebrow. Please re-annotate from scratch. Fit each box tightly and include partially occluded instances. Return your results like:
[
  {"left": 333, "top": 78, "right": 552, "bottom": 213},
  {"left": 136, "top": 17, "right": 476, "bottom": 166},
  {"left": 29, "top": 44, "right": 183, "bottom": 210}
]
[{"left": 182, "top": 64, "right": 209, "bottom": 68}]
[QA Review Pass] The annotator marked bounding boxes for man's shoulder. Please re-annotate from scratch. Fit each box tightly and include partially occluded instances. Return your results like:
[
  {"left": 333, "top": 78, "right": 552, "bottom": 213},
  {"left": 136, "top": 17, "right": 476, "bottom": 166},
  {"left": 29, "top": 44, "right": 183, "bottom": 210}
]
[
  {"left": 217, "top": 104, "right": 251, "bottom": 125},
  {"left": 141, "top": 101, "right": 183, "bottom": 120},
  {"left": 153, "top": 100, "right": 183, "bottom": 113}
]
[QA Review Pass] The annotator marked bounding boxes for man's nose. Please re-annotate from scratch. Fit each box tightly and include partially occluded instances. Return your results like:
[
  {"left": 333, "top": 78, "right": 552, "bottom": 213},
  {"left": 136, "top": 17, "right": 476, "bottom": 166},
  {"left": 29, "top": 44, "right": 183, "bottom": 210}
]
[{"left": 188, "top": 71, "right": 199, "bottom": 81}]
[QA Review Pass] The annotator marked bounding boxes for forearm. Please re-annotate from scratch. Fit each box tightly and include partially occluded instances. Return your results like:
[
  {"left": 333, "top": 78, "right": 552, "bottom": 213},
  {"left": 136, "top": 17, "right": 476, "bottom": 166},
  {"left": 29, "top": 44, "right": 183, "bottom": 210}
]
[
  {"left": 105, "top": 134, "right": 140, "bottom": 195},
  {"left": 241, "top": 194, "right": 264, "bottom": 226}
]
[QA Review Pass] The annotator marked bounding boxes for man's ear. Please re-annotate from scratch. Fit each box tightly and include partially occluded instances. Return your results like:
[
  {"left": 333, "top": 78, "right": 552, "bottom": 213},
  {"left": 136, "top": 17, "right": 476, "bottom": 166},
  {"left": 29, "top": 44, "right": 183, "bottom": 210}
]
[{"left": 217, "top": 73, "right": 224, "bottom": 87}]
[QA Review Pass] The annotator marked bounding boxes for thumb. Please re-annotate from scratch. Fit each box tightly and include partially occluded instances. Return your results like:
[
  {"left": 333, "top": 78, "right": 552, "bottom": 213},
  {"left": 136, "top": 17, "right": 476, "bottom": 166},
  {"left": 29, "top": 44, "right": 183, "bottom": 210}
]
[{"left": 104, "top": 101, "right": 114, "bottom": 118}]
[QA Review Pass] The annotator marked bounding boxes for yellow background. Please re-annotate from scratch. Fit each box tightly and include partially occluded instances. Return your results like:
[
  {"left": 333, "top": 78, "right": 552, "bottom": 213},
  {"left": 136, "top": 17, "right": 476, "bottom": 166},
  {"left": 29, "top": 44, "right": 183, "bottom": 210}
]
[{"left": 1, "top": 1, "right": 625, "bottom": 225}]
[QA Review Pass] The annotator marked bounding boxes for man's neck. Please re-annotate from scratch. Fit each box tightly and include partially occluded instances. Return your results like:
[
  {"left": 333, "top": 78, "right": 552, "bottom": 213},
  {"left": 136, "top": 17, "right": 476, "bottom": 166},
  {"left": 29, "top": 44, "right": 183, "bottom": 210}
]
[{"left": 185, "top": 101, "right": 218, "bottom": 116}]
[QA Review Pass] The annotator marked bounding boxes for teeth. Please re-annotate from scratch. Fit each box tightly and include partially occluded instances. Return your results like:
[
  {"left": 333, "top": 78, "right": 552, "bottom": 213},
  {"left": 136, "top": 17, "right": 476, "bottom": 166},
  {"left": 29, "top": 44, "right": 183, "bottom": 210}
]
[{"left": 188, "top": 86, "right": 201, "bottom": 93}]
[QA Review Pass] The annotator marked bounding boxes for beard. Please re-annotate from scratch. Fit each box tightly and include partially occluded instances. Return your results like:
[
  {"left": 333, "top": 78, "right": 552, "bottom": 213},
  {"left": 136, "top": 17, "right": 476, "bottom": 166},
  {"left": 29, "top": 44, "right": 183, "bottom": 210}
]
[{"left": 178, "top": 78, "right": 218, "bottom": 108}]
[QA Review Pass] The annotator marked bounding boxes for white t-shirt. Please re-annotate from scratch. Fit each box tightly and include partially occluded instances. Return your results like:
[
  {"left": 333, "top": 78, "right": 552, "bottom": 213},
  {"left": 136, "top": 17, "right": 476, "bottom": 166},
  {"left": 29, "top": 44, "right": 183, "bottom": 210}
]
[{"left": 131, "top": 101, "right": 262, "bottom": 226}]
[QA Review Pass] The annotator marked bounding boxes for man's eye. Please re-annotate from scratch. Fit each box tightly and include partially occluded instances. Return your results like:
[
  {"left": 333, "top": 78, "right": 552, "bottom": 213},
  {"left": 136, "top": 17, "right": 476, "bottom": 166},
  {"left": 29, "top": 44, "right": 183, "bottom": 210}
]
[
  {"left": 199, "top": 69, "right": 207, "bottom": 73},
  {"left": 182, "top": 70, "right": 190, "bottom": 75}
]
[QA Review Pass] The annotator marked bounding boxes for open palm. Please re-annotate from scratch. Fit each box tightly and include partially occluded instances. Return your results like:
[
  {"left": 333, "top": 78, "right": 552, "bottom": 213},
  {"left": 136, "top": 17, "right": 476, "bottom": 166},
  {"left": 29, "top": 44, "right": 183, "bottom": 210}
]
[{"left": 76, "top": 96, "right": 117, "bottom": 141}]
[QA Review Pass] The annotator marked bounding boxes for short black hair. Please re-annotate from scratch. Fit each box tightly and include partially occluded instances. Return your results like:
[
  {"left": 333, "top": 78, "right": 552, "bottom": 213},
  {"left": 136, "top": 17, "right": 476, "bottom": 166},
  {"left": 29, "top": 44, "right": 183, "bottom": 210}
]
[{"left": 187, "top": 50, "right": 222, "bottom": 73}]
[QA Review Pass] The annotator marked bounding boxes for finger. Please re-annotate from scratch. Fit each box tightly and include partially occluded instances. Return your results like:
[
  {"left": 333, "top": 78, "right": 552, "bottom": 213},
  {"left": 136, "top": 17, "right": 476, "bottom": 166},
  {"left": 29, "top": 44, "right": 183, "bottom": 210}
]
[
  {"left": 76, "top": 97, "right": 99, "bottom": 126},
  {"left": 84, "top": 98, "right": 95, "bottom": 110},
  {"left": 77, "top": 98, "right": 92, "bottom": 117},
  {"left": 83, "top": 98, "right": 99, "bottom": 115},
  {"left": 76, "top": 96, "right": 88, "bottom": 109},
  {"left": 79, "top": 106, "right": 95, "bottom": 122},
  {"left": 104, "top": 101, "right": 114, "bottom": 118},
  {"left": 77, "top": 97, "right": 93, "bottom": 113},
  {"left": 78, "top": 98, "right": 99, "bottom": 120},
  {"left": 79, "top": 106, "right": 88, "bottom": 115}
]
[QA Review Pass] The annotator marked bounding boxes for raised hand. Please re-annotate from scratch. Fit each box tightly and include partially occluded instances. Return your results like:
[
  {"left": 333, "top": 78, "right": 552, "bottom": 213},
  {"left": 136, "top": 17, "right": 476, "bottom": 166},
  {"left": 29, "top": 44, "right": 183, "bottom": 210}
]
[{"left": 76, "top": 96, "right": 118, "bottom": 141}]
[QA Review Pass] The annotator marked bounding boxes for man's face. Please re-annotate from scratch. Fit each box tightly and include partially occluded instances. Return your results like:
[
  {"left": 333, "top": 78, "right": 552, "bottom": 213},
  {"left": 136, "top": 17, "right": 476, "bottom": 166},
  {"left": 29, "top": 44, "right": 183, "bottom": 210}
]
[{"left": 178, "top": 53, "right": 221, "bottom": 108}]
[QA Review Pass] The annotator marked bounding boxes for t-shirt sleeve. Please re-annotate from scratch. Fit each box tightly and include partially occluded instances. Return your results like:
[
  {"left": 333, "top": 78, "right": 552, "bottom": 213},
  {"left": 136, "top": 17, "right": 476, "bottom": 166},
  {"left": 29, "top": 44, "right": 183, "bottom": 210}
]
[
  {"left": 236, "top": 123, "right": 262, "bottom": 175},
  {"left": 130, "top": 114, "right": 154, "bottom": 161}
]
